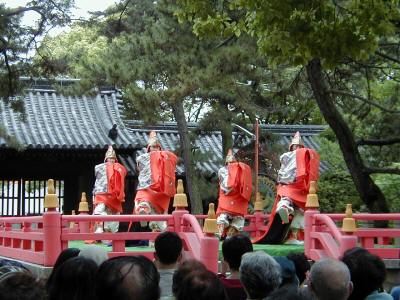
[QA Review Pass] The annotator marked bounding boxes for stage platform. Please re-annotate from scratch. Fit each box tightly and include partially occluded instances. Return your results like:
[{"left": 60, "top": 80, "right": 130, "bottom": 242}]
[
  {"left": 0, "top": 241, "right": 304, "bottom": 279},
  {"left": 67, "top": 240, "right": 305, "bottom": 259}
]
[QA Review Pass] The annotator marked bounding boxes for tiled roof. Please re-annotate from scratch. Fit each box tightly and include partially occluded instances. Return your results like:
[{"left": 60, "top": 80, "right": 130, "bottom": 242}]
[
  {"left": 0, "top": 84, "right": 328, "bottom": 176},
  {"left": 0, "top": 87, "right": 139, "bottom": 150},
  {"left": 124, "top": 121, "right": 328, "bottom": 175}
]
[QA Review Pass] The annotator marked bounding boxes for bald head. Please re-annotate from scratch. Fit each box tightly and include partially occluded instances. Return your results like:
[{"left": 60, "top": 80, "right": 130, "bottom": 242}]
[{"left": 309, "top": 258, "right": 352, "bottom": 300}]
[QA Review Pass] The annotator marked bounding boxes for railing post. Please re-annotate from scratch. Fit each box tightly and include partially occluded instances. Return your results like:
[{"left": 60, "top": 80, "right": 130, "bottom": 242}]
[
  {"left": 78, "top": 192, "right": 90, "bottom": 233},
  {"left": 43, "top": 179, "right": 62, "bottom": 267},
  {"left": 252, "top": 192, "right": 264, "bottom": 238},
  {"left": 304, "top": 181, "right": 319, "bottom": 259},
  {"left": 201, "top": 203, "right": 219, "bottom": 272},
  {"left": 172, "top": 180, "right": 189, "bottom": 233},
  {"left": 339, "top": 204, "right": 357, "bottom": 256}
]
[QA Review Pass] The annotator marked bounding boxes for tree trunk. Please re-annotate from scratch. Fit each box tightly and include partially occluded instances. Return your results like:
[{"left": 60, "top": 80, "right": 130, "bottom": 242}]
[
  {"left": 306, "top": 58, "right": 389, "bottom": 213},
  {"left": 172, "top": 101, "right": 203, "bottom": 214},
  {"left": 221, "top": 125, "right": 233, "bottom": 159}
]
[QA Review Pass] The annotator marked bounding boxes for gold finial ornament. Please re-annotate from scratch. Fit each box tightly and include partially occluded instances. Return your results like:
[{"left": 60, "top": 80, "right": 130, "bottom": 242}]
[
  {"left": 173, "top": 179, "right": 188, "bottom": 208},
  {"left": 44, "top": 179, "right": 59, "bottom": 209},
  {"left": 203, "top": 203, "right": 218, "bottom": 234},
  {"left": 289, "top": 131, "right": 305, "bottom": 151},
  {"left": 78, "top": 192, "right": 89, "bottom": 212},
  {"left": 105, "top": 145, "right": 117, "bottom": 161},
  {"left": 305, "top": 181, "right": 319, "bottom": 209},
  {"left": 342, "top": 204, "right": 357, "bottom": 233},
  {"left": 254, "top": 192, "right": 264, "bottom": 212}
]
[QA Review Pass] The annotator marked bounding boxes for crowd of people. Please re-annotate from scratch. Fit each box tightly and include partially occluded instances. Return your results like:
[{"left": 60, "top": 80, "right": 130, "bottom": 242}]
[{"left": 0, "top": 232, "right": 397, "bottom": 300}]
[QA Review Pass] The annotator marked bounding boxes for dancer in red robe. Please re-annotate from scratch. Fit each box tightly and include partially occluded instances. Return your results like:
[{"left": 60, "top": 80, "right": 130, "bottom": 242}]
[
  {"left": 134, "top": 131, "right": 178, "bottom": 232},
  {"left": 216, "top": 149, "right": 252, "bottom": 239},
  {"left": 92, "top": 145, "right": 127, "bottom": 234},
  {"left": 253, "top": 132, "right": 320, "bottom": 244}
]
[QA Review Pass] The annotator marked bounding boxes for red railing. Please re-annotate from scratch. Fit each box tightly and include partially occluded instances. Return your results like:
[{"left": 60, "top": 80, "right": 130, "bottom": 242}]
[
  {"left": 305, "top": 209, "right": 400, "bottom": 260},
  {"left": 0, "top": 209, "right": 220, "bottom": 272}
]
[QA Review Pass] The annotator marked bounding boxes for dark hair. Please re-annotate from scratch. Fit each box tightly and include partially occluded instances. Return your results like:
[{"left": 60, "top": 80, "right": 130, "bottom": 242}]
[
  {"left": 95, "top": 255, "right": 160, "bottom": 300},
  {"left": 266, "top": 285, "right": 314, "bottom": 300},
  {"left": 172, "top": 259, "right": 208, "bottom": 296},
  {"left": 222, "top": 234, "right": 253, "bottom": 270},
  {"left": 155, "top": 231, "right": 183, "bottom": 265},
  {"left": 48, "top": 256, "right": 98, "bottom": 300},
  {"left": 287, "top": 252, "right": 311, "bottom": 284},
  {"left": 0, "top": 271, "right": 47, "bottom": 300},
  {"left": 176, "top": 268, "right": 227, "bottom": 300},
  {"left": 342, "top": 247, "right": 387, "bottom": 300},
  {"left": 46, "top": 247, "right": 80, "bottom": 290}
]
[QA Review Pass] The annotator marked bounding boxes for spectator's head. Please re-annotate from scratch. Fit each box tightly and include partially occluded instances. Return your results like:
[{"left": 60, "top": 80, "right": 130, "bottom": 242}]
[
  {"left": 222, "top": 234, "right": 253, "bottom": 271},
  {"left": 46, "top": 247, "right": 80, "bottom": 290},
  {"left": 266, "top": 285, "right": 314, "bottom": 300},
  {"left": 308, "top": 258, "right": 352, "bottom": 300},
  {"left": 287, "top": 252, "right": 311, "bottom": 285},
  {"left": 274, "top": 256, "right": 299, "bottom": 287},
  {"left": 239, "top": 251, "right": 282, "bottom": 299},
  {"left": 154, "top": 231, "right": 183, "bottom": 267},
  {"left": 48, "top": 256, "right": 98, "bottom": 300},
  {"left": 176, "top": 268, "right": 227, "bottom": 300},
  {"left": 342, "top": 247, "right": 387, "bottom": 300},
  {"left": 78, "top": 245, "right": 108, "bottom": 266},
  {"left": 172, "top": 259, "right": 208, "bottom": 296},
  {"left": 0, "top": 270, "right": 47, "bottom": 300},
  {"left": 96, "top": 255, "right": 160, "bottom": 300}
]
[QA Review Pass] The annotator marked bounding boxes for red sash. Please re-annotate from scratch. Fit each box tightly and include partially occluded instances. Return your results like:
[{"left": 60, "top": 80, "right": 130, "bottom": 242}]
[{"left": 217, "top": 162, "right": 252, "bottom": 216}]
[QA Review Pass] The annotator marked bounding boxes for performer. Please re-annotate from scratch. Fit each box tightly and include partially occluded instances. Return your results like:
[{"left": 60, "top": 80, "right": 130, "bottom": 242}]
[
  {"left": 92, "top": 145, "right": 127, "bottom": 234},
  {"left": 216, "top": 149, "right": 252, "bottom": 239},
  {"left": 253, "top": 131, "right": 320, "bottom": 244},
  {"left": 134, "top": 131, "right": 178, "bottom": 232}
]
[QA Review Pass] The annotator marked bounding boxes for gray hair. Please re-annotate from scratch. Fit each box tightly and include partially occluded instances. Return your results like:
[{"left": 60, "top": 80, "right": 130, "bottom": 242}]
[
  {"left": 309, "top": 258, "right": 352, "bottom": 300},
  {"left": 78, "top": 245, "right": 108, "bottom": 266},
  {"left": 239, "top": 251, "right": 282, "bottom": 299}
]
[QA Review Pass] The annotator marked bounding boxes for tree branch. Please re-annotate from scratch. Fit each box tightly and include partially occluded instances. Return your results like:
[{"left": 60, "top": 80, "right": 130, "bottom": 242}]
[
  {"left": 2, "top": 6, "right": 43, "bottom": 17},
  {"left": 118, "top": 0, "right": 132, "bottom": 30},
  {"left": 375, "top": 51, "right": 400, "bottom": 64},
  {"left": 1, "top": 50, "right": 14, "bottom": 98},
  {"left": 357, "top": 138, "right": 400, "bottom": 146},
  {"left": 329, "top": 89, "right": 400, "bottom": 114},
  {"left": 366, "top": 167, "right": 400, "bottom": 175}
]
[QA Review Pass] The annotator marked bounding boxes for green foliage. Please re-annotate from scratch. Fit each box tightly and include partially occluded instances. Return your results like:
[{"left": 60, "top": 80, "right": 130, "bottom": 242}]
[
  {"left": 318, "top": 170, "right": 364, "bottom": 213},
  {"left": 176, "top": 0, "right": 399, "bottom": 68},
  {"left": 316, "top": 135, "right": 365, "bottom": 213},
  {"left": 0, "top": 1, "right": 73, "bottom": 148},
  {"left": 373, "top": 170, "right": 400, "bottom": 212}
]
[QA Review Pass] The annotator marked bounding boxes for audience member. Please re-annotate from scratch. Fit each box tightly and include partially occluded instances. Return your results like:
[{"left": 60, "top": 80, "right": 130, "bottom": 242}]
[
  {"left": 265, "top": 285, "right": 313, "bottom": 300},
  {"left": 78, "top": 244, "right": 108, "bottom": 266},
  {"left": 239, "top": 251, "right": 282, "bottom": 299},
  {"left": 172, "top": 259, "right": 208, "bottom": 297},
  {"left": 342, "top": 247, "right": 393, "bottom": 300},
  {"left": 176, "top": 268, "right": 227, "bottom": 300},
  {"left": 46, "top": 247, "right": 80, "bottom": 290},
  {"left": 287, "top": 252, "right": 311, "bottom": 286},
  {"left": 95, "top": 255, "right": 160, "bottom": 300},
  {"left": 0, "top": 269, "right": 47, "bottom": 300},
  {"left": 391, "top": 286, "right": 400, "bottom": 300},
  {"left": 0, "top": 258, "right": 27, "bottom": 269},
  {"left": 47, "top": 256, "right": 98, "bottom": 300},
  {"left": 220, "top": 234, "right": 253, "bottom": 300},
  {"left": 308, "top": 258, "right": 352, "bottom": 300},
  {"left": 154, "top": 231, "right": 183, "bottom": 297},
  {"left": 274, "top": 256, "right": 299, "bottom": 287}
]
